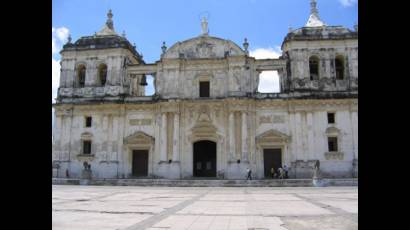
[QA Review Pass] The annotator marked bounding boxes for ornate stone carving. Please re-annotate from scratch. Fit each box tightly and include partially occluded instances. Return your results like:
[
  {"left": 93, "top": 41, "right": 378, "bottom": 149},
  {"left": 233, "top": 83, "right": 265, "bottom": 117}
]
[
  {"left": 129, "top": 119, "right": 152, "bottom": 126},
  {"left": 105, "top": 86, "right": 121, "bottom": 96},
  {"left": 124, "top": 131, "right": 154, "bottom": 145},
  {"left": 59, "top": 88, "right": 73, "bottom": 97},
  {"left": 256, "top": 129, "right": 290, "bottom": 144},
  {"left": 199, "top": 105, "right": 210, "bottom": 115},
  {"left": 324, "top": 152, "right": 344, "bottom": 160},
  {"left": 273, "top": 115, "right": 285, "bottom": 123},
  {"left": 81, "top": 132, "right": 93, "bottom": 140},
  {"left": 197, "top": 105, "right": 212, "bottom": 123},
  {"left": 83, "top": 87, "right": 94, "bottom": 97},
  {"left": 196, "top": 41, "right": 215, "bottom": 58},
  {"left": 259, "top": 116, "right": 271, "bottom": 125}
]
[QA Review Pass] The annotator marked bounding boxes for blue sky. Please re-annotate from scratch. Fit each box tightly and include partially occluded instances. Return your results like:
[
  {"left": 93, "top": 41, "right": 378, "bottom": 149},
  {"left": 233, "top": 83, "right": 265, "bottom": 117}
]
[
  {"left": 52, "top": 0, "right": 357, "bottom": 61},
  {"left": 52, "top": 0, "right": 357, "bottom": 130}
]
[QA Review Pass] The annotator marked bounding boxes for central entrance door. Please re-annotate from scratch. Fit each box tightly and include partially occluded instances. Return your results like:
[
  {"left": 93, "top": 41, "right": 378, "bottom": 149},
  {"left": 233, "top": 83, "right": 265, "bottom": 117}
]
[
  {"left": 132, "top": 150, "right": 148, "bottom": 177},
  {"left": 263, "top": 148, "right": 282, "bottom": 178},
  {"left": 193, "top": 140, "right": 216, "bottom": 177}
]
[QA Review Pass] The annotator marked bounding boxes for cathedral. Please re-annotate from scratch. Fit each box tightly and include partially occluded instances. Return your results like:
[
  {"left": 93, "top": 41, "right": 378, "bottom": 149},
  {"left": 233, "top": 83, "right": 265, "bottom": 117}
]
[{"left": 52, "top": 0, "right": 358, "bottom": 180}]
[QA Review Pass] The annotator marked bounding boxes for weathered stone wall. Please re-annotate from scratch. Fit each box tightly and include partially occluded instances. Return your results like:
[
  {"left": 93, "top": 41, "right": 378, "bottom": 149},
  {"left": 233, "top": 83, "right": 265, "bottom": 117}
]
[
  {"left": 53, "top": 23, "right": 358, "bottom": 180},
  {"left": 156, "top": 58, "right": 257, "bottom": 99},
  {"left": 52, "top": 99, "right": 357, "bottom": 179},
  {"left": 283, "top": 39, "right": 358, "bottom": 92},
  {"left": 58, "top": 48, "right": 140, "bottom": 98}
]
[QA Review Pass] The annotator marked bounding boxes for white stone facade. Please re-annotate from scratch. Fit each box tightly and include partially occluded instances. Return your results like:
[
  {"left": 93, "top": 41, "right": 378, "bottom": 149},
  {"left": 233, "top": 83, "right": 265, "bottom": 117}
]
[{"left": 53, "top": 5, "right": 358, "bottom": 179}]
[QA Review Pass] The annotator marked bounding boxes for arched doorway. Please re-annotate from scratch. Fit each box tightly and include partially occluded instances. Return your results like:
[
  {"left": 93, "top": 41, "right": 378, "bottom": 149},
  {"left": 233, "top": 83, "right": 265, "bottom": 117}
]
[{"left": 193, "top": 140, "right": 216, "bottom": 177}]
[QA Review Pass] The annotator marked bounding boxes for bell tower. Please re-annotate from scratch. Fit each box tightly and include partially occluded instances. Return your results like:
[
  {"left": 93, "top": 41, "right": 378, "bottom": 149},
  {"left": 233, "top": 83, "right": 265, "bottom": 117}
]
[
  {"left": 281, "top": 0, "right": 358, "bottom": 93},
  {"left": 57, "top": 10, "right": 145, "bottom": 102}
]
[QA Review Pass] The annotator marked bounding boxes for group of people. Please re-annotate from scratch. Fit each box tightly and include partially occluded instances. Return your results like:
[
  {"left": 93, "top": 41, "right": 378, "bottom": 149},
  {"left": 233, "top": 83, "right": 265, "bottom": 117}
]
[
  {"left": 271, "top": 165, "right": 289, "bottom": 179},
  {"left": 245, "top": 164, "right": 289, "bottom": 180}
]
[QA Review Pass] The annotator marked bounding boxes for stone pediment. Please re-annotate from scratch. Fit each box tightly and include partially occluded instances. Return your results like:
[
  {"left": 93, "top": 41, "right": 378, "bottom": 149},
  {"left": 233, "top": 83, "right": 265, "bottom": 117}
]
[
  {"left": 256, "top": 129, "right": 290, "bottom": 143},
  {"left": 81, "top": 132, "right": 93, "bottom": 139},
  {"left": 124, "top": 131, "right": 154, "bottom": 145},
  {"left": 326, "top": 127, "right": 340, "bottom": 135},
  {"left": 192, "top": 114, "right": 217, "bottom": 135},
  {"left": 192, "top": 123, "right": 217, "bottom": 135},
  {"left": 198, "top": 112, "right": 211, "bottom": 122},
  {"left": 324, "top": 151, "right": 344, "bottom": 160},
  {"left": 189, "top": 122, "right": 220, "bottom": 143},
  {"left": 163, "top": 36, "right": 245, "bottom": 59},
  {"left": 189, "top": 106, "right": 221, "bottom": 142}
]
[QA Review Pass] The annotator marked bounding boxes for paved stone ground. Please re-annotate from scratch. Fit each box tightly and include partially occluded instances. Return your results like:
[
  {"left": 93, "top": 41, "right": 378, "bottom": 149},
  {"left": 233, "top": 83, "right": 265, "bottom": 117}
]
[{"left": 52, "top": 185, "right": 357, "bottom": 230}]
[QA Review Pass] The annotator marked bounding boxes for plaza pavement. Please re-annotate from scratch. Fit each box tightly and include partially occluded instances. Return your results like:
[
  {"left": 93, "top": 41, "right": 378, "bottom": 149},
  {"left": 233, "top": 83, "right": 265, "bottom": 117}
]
[{"left": 52, "top": 185, "right": 358, "bottom": 230}]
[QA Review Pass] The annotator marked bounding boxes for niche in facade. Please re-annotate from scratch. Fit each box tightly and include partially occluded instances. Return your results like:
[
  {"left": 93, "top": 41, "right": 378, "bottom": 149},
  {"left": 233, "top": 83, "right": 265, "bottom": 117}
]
[
  {"left": 309, "top": 56, "right": 319, "bottom": 80},
  {"left": 98, "top": 64, "right": 107, "bottom": 86}
]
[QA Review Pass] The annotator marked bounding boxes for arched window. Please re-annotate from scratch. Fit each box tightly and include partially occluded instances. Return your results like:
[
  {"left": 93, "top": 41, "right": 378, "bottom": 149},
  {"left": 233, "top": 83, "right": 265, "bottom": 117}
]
[
  {"left": 335, "top": 55, "right": 345, "bottom": 80},
  {"left": 77, "top": 65, "right": 86, "bottom": 87},
  {"left": 98, "top": 64, "right": 107, "bottom": 86},
  {"left": 309, "top": 56, "right": 319, "bottom": 80}
]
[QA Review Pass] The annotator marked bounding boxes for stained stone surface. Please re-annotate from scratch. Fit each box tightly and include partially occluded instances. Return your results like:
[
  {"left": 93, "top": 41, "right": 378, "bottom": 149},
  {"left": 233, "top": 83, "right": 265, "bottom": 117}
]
[
  {"left": 52, "top": 185, "right": 358, "bottom": 230},
  {"left": 54, "top": 5, "right": 358, "bottom": 181}
]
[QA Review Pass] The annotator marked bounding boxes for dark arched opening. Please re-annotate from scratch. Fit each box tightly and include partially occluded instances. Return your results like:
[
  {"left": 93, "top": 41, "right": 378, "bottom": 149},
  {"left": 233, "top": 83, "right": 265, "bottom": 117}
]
[
  {"left": 335, "top": 55, "right": 345, "bottom": 80},
  {"left": 98, "top": 64, "right": 107, "bottom": 86},
  {"left": 77, "top": 65, "right": 86, "bottom": 87},
  {"left": 309, "top": 56, "right": 319, "bottom": 80}
]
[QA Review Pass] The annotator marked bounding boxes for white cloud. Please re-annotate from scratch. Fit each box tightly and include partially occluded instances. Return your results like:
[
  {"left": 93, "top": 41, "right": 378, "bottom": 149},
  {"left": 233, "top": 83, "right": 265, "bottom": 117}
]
[
  {"left": 249, "top": 47, "right": 281, "bottom": 93},
  {"left": 258, "top": 71, "right": 280, "bottom": 93},
  {"left": 52, "top": 59, "right": 60, "bottom": 103},
  {"left": 52, "top": 27, "right": 69, "bottom": 131},
  {"left": 52, "top": 27, "right": 69, "bottom": 101},
  {"left": 249, "top": 47, "right": 281, "bottom": 59},
  {"left": 339, "top": 0, "right": 357, "bottom": 7},
  {"left": 52, "top": 58, "right": 60, "bottom": 132},
  {"left": 52, "top": 27, "right": 69, "bottom": 55},
  {"left": 145, "top": 75, "right": 155, "bottom": 96},
  {"left": 55, "top": 27, "right": 69, "bottom": 41}
]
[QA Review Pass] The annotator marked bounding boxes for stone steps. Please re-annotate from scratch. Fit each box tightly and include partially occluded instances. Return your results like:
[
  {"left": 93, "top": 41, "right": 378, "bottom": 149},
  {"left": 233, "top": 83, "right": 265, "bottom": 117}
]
[{"left": 52, "top": 178, "right": 358, "bottom": 187}]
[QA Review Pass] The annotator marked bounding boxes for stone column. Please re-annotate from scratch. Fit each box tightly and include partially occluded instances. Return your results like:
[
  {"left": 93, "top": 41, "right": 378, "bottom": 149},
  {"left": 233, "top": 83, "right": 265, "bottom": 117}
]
[
  {"left": 307, "top": 112, "right": 314, "bottom": 160},
  {"left": 160, "top": 113, "right": 167, "bottom": 162},
  {"left": 241, "top": 112, "right": 248, "bottom": 161},
  {"left": 229, "top": 112, "right": 235, "bottom": 161},
  {"left": 172, "top": 113, "right": 180, "bottom": 161}
]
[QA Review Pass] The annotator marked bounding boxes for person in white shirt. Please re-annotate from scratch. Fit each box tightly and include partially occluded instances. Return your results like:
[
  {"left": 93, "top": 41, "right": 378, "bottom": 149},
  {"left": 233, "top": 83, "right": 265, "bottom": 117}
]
[
  {"left": 283, "top": 165, "right": 289, "bottom": 179},
  {"left": 246, "top": 168, "right": 252, "bottom": 180},
  {"left": 278, "top": 167, "right": 284, "bottom": 179}
]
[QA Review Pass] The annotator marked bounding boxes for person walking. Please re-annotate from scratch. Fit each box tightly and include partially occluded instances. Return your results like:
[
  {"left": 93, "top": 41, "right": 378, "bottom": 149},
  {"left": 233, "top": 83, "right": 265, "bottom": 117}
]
[
  {"left": 246, "top": 168, "right": 252, "bottom": 180},
  {"left": 278, "top": 167, "right": 284, "bottom": 179},
  {"left": 270, "top": 166, "right": 276, "bottom": 179},
  {"left": 283, "top": 165, "right": 289, "bottom": 179}
]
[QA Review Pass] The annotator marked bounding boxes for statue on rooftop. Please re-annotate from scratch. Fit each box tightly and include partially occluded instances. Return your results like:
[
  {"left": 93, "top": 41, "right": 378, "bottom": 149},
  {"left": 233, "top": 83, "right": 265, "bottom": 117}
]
[{"left": 201, "top": 16, "right": 209, "bottom": 36}]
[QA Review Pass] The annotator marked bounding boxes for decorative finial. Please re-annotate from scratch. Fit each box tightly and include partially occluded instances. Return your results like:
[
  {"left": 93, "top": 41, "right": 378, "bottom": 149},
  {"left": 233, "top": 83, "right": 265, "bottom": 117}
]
[
  {"left": 305, "top": 0, "right": 325, "bottom": 27},
  {"left": 354, "top": 22, "right": 358, "bottom": 32},
  {"left": 201, "top": 16, "right": 209, "bottom": 36},
  {"left": 288, "top": 25, "right": 293, "bottom": 33},
  {"left": 122, "top": 30, "right": 126, "bottom": 37},
  {"left": 67, "top": 34, "right": 72, "bottom": 43},
  {"left": 106, "top": 9, "right": 114, "bottom": 30},
  {"left": 161, "top": 41, "right": 167, "bottom": 54},
  {"left": 243, "top": 38, "right": 249, "bottom": 55}
]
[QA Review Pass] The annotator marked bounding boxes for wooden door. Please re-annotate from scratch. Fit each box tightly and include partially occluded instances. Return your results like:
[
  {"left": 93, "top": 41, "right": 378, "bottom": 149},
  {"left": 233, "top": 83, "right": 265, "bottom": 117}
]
[
  {"left": 193, "top": 141, "right": 216, "bottom": 177},
  {"left": 132, "top": 150, "right": 148, "bottom": 177},
  {"left": 263, "top": 148, "right": 282, "bottom": 178}
]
